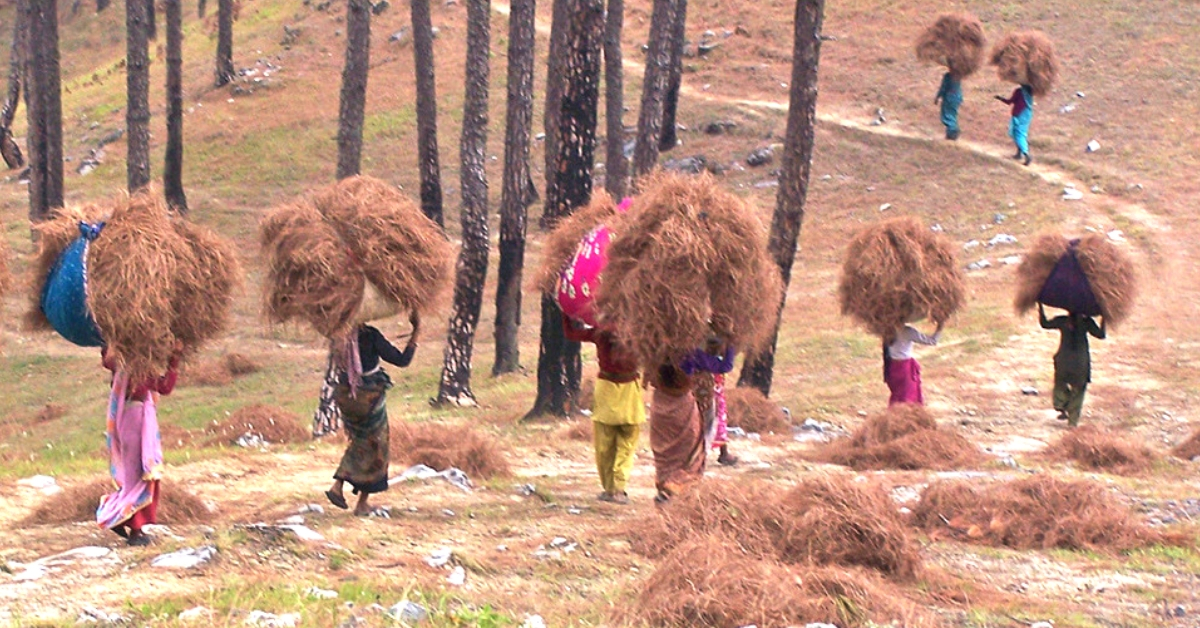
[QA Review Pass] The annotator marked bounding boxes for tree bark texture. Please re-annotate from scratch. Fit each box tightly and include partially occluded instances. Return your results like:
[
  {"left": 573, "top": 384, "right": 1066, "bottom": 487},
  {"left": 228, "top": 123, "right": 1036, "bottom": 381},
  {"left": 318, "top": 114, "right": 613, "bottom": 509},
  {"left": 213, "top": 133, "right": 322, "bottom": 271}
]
[
  {"left": 538, "top": 0, "right": 567, "bottom": 228},
  {"left": 335, "top": 0, "right": 371, "bottom": 180},
  {"left": 657, "top": 0, "right": 686, "bottom": 152},
  {"left": 527, "top": 0, "right": 603, "bottom": 419},
  {"left": 602, "top": 0, "right": 626, "bottom": 198},
  {"left": 738, "top": 0, "right": 824, "bottom": 396},
  {"left": 126, "top": 0, "right": 151, "bottom": 191},
  {"left": 437, "top": 0, "right": 490, "bottom": 405},
  {"left": 24, "top": 0, "right": 63, "bottom": 220},
  {"left": 163, "top": 0, "right": 187, "bottom": 212},
  {"left": 214, "top": 0, "right": 235, "bottom": 86},
  {"left": 97, "top": 0, "right": 111, "bottom": 11},
  {"left": 197, "top": 0, "right": 206, "bottom": 18},
  {"left": 493, "top": 0, "right": 538, "bottom": 375},
  {"left": 410, "top": 0, "right": 444, "bottom": 227},
  {"left": 2, "top": 0, "right": 27, "bottom": 169},
  {"left": 630, "top": 0, "right": 679, "bottom": 181},
  {"left": 146, "top": 0, "right": 157, "bottom": 41}
]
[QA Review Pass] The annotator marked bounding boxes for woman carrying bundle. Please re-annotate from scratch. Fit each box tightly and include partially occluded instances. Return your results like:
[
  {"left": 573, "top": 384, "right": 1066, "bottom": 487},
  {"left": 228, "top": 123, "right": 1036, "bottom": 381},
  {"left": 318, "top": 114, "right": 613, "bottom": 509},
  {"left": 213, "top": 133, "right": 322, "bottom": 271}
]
[
  {"left": 564, "top": 315, "right": 644, "bottom": 505},
  {"left": 96, "top": 342, "right": 182, "bottom": 546},
  {"left": 649, "top": 363, "right": 706, "bottom": 504},
  {"left": 1039, "top": 304, "right": 1105, "bottom": 426},
  {"left": 325, "top": 313, "right": 420, "bottom": 516},
  {"left": 883, "top": 321, "right": 944, "bottom": 406},
  {"left": 681, "top": 337, "right": 737, "bottom": 465},
  {"left": 996, "top": 84, "right": 1035, "bottom": 165}
]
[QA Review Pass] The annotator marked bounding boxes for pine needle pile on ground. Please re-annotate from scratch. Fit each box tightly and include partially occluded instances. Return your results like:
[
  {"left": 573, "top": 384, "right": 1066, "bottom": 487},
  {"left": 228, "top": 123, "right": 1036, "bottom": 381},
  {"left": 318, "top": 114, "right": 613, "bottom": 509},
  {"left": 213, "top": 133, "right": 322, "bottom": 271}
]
[
  {"left": 562, "top": 418, "right": 593, "bottom": 442},
  {"left": 1044, "top": 425, "right": 1158, "bottom": 475},
  {"left": 1172, "top": 427, "right": 1200, "bottom": 461},
  {"left": 838, "top": 216, "right": 965, "bottom": 338},
  {"left": 817, "top": 404, "right": 983, "bottom": 471},
  {"left": 912, "top": 475, "right": 1166, "bottom": 551},
  {"left": 626, "top": 477, "right": 932, "bottom": 627},
  {"left": 915, "top": 13, "right": 986, "bottom": 79},
  {"left": 391, "top": 422, "right": 511, "bottom": 479},
  {"left": 183, "top": 352, "right": 262, "bottom": 387},
  {"left": 725, "top": 386, "right": 790, "bottom": 434},
  {"left": 205, "top": 404, "right": 309, "bottom": 446},
  {"left": 23, "top": 478, "right": 212, "bottom": 525}
]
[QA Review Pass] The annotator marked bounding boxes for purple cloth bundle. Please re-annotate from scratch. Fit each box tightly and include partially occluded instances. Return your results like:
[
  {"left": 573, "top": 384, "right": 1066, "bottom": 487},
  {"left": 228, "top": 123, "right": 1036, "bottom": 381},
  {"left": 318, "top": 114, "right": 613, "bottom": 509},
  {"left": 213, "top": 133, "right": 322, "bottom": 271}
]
[{"left": 1037, "top": 240, "right": 1101, "bottom": 316}]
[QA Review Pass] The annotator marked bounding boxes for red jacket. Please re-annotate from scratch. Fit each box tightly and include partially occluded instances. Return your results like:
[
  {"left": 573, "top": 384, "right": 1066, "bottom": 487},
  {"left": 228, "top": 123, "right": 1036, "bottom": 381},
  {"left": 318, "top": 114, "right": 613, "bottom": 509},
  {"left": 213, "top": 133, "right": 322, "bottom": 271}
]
[{"left": 562, "top": 316, "right": 639, "bottom": 383}]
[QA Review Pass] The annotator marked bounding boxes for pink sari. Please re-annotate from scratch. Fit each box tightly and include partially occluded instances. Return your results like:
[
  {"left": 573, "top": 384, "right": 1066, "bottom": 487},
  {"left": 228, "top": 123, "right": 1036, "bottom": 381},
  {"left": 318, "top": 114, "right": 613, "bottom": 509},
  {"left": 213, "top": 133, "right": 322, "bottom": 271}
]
[
  {"left": 96, "top": 372, "right": 164, "bottom": 531},
  {"left": 885, "top": 358, "right": 924, "bottom": 406},
  {"left": 710, "top": 373, "right": 729, "bottom": 448}
]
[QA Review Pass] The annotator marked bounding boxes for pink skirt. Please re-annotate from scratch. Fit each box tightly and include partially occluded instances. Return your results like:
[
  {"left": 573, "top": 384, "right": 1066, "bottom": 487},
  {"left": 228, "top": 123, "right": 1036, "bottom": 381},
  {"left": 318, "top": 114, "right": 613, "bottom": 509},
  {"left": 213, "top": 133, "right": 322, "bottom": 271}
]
[
  {"left": 885, "top": 357, "right": 924, "bottom": 406},
  {"left": 96, "top": 374, "right": 164, "bottom": 531}
]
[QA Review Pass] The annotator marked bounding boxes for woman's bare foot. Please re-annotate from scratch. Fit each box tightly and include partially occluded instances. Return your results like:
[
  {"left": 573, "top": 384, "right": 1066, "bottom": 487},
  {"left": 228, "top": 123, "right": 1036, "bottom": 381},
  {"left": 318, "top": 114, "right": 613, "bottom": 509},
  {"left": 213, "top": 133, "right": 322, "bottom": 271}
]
[
  {"left": 353, "top": 493, "right": 373, "bottom": 516},
  {"left": 717, "top": 445, "right": 739, "bottom": 466},
  {"left": 326, "top": 480, "right": 349, "bottom": 510}
]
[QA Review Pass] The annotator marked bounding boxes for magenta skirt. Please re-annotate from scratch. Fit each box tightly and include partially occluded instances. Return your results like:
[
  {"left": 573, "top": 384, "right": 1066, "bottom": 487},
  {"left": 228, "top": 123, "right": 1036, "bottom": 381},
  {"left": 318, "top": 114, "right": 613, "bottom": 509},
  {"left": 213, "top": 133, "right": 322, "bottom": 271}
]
[{"left": 886, "top": 357, "right": 924, "bottom": 406}]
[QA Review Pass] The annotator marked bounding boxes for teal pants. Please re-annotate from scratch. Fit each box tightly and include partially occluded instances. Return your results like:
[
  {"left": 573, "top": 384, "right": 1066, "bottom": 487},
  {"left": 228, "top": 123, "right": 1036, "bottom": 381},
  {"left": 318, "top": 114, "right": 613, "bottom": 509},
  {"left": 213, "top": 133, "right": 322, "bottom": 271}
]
[
  {"left": 1009, "top": 109, "right": 1032, "bottom": 154},
  {"left": 940, "top": 95, "right": 962, "bottom": 134}
]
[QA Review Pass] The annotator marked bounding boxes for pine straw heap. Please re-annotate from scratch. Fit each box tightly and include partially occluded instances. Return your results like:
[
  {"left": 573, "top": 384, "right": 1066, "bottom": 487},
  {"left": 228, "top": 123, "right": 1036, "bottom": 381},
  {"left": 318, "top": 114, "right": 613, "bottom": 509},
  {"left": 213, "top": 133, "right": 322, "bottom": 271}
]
[
  {"left": 391, "top": 422, "right": 511, "bottom": 480},
  {"left": 182, "top": 352, "right": 262, "bottom": 387},
  {"left": 725, "top": 386, "right": 790, "bottom": 434},
  {"left": 205, "top": 404, "right": 309, "bottom": 446},
  {"left": 912, "top": 475, "right": 1165, "bottom": 551},
  {"left": 28, "top": 193, "right": 239, "bottom": 383},
  {"left": 260, "top": 175, "right": 452, "bottom": 339},
  {"left": 818, "top": 404, "right": 983, "bottom": 471},
  {"left": 1044, "top": 425, "right": 1157, "bottom": 475},
  {"left": 990, "top": 30, "right": 1060, "bottom": 96},
  {"left": 915, "top": 13, "right": 987, "bottom": 79},
  {"left": 1172, "top": 427, "right": 1200, "bottom": 461},
  {"left": 628, "top": 478, "right": 931, "bottom": 628},
  {"left": 597, "top": 172, "right": 783, "bottom": 368},
  {"left": 534, "top": 190, "right": 619, "bottom": 293},
  {"left": 23, "top": 478, "right": 212, "bottom": 525},
  {"left": 1013, "top": 232, "right": 1137, "bottom": 326},
  {"left": 838, "top": 216, "right": 965, "bottom": 337}
]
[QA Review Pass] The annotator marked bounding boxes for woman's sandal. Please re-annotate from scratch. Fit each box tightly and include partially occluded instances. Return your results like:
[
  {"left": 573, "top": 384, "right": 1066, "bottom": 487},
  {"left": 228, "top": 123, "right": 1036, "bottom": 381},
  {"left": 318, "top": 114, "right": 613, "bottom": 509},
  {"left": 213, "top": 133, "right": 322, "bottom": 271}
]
[{"left": 325, "top": 490, "right": 349, "bottom": 510}]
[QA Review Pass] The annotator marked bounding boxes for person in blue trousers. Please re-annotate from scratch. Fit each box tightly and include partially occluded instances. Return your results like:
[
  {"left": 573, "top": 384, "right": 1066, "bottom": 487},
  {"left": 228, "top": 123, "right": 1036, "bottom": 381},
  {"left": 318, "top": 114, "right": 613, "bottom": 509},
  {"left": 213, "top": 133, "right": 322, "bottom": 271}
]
[
  {"left": 996, "top": 84, "right": 1034, "bottom": 165},
  {"left": 934, "top": 71, "right": 963, "bottom": 140}
]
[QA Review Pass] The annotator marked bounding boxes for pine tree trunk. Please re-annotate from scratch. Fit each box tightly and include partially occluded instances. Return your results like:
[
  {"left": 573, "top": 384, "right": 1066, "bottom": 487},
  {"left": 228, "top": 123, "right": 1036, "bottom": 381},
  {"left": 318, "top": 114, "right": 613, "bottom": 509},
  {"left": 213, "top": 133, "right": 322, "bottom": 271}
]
[
  {"left": 410, "top": 0, "right": 444, "bottom": 227},
  {"left": 493, "top": 0, "right": 538, "bottom": 376},
  {"left": 335, "top": 0, "right": 371, "bottom": 180},
  {"left": 163, "top": 0, "right": 187, "bottom": 212},
  {"left": 197, "top": 0, "right": 206, "bottom": 18},
  {"left": 1, "top": 0, "right": 27, "bottom": 170},
  {"left": 126, "top": 0, "right": 151, "bottom": 191},
  {"left": 214, "top": 0, "right": 235, "bottom": 87},
  {"left": 24, "top": 0, "right": 63, "bottom": 221},
  {"left": 436, "top": 0, "right": 490, "bottom": 405},
  {"left": 146, "top": 0, "right": 157, "bottom": 41},
  {"left": 97, "top": 0, "right": 111, "bottom": 11},
  {"left": 526, "top": 0, "right": 603, "bottom": 420},
  {"left": 658, "top": 0, "right": 686, "bottom": 152},
  {"left": 738, "top": 0, "right": 824, "bottom": 396},
  {"left": 602, "top": 0, "right": 626, "bottom": 198},
  {"left": 630, "top": 0, "right": 678, "bottom": 181},
  {"left": 538, "top": 0, "right": 567, "bottom": 228}
]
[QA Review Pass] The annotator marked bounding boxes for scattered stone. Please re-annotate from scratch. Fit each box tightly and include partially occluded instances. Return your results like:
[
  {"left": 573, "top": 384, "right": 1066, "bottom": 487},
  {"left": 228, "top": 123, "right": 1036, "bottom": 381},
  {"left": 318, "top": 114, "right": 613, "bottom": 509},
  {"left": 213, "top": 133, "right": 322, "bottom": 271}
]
[
  {"left": 389, "top": 27, "right": 412, "bottom": 46},
  {"left": 178, "top": 606, "right": 213, "bottom": 622},
  {"left": 306, "top": 586, "right": 338, "bottom": 599},
  {"left": 1021, "top": 387, "right": 1039, "bottom": 396},
  {"left": 17, "top": 474, "right": 58, "bottom": 490},
  {"left": 567, "top": 507, "right": 582, "bottom": 515},
  {"left": 441, "top": 509, "right": 456, "bottom": 518},
  {"left": 1060, "top": 103, "right": 1077, "bottom": 114},
  {"left": 963, "top": 239, "right": 981, "bottom": 250},
  {"left": 999, "top": 455, "right": 1019, "bottom": 469},
  {"left": 12, "top": 546, "right": 116, "bottom": 581},
  {"left": 879, "top": 203, "right": 892, "bottom": 212},
  {"left": 1062, "top": 186, "right": 1084, "bottom": 201},
  {"left": 663, "top": 155, "right": 707, "bottom": 174},
  {"left": 300, "top": 503, "right": 325, "bottom": 514},
  {"left": 426, "top": 547, "right": 453, "bottom": 568},
  {"left": 987, "top": 233, "right": 1018, "bottom": 247},
  {"left": 745, "top": 147, "right": 773, "bottom": 167},
  {"left": 870, "top": 108, "right": 886, "bottom": 126},
  {"left": 368, "top": 506, "right": 391, "bottom": 518},
  {"left": 521, "top": 616, "right": 547, "bottom": 628},
  {"left": 1076, "top": 91, "right": 1086, "bottom": 98},
  {"left": 1173, "top": 605, "right": 1186, "bottom": 618},
  {"left": 1107, "top": 229, "right": 1126, "bottom": 242},
  {"left": 702, "top": 120, "right": 737, "bottom": 135},
  {"left": 930, "top": 223, "right": 944, "bottom": 232},
  {"left": 281, "top": 515, "right": 305, "bottom": 525},
  {"left": 752, "top": 179, "right": 779, "bottom": 189},
  {"left": 339, "top": 616, "right": 367, "bottom": 628},
  {"left": 447, "top": 565, "right": 466, "bottom": 586},
  {"left": 245, "top": 611, "right": 301, "bottom": 627},
  {"left": 966, "top": 259, "right": 992, "bottom": 271},
  {"left": 281, "top": 25, "right": 302, "bottom": 47},
  {"left": 371, "top": 0, "right": 389, "bottom": 15},
  {"left": 98, "top": 128, "right": 125, "bottom": 146},
  {"left": 1086, "top": 139, "right": 1101, "bottom": 153},
  {"left": 1029, "top": 622, "right": 1053, "bottom": 628},
  {"left": 387, "top": 601, "right": 428, "bottom": 623},
  {"left": 735, "top": 25, "right": 751, "bottom": 36},
  {"left": 697, "top": 41, "right": 720, "bottom": 56},
  {"left": 1000, "top": 255, "right": 1022, "bottom": 265},
  {"left": 993, "top": 213, "right": 1007, "bottom": 224},
  {"left": 77, "top": 607, "right": 128, "bottom": 624}
]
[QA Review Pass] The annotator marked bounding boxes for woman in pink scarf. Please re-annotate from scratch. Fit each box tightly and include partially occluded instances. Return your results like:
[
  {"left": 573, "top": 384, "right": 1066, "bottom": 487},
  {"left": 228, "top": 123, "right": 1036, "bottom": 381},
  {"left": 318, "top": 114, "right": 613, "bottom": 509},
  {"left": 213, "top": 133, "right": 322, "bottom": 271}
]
[{"left": 96, "top": 343, "right": 181, "bottom": 546}]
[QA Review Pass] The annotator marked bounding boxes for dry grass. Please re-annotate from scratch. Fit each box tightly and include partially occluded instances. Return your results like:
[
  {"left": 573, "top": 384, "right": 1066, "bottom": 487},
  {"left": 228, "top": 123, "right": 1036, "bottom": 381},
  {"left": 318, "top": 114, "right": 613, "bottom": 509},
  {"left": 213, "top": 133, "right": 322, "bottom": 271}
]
[
  {"left": 838, "top": 216, "right": 965, "bottom": 338},
  {"left": 990, "top": 31, "right": 1059, "bottom": 96},
  {"left": 818, "top": 404, "right": 984, "bottom": 471},
  {"left": 23, "top": 478, "right": 212, "bottom": 526},
  {"left": 35, "top": 403, "right": 68, "bottom": 423},
  {"left": 205, "top": 404, "right": 309, "bottom": 446},
  {"left": 1014, "top": 233, "right": 1136, "bottom": 326},
  {"left": 1044, "top": 425, "right": 1157, "bottom": 475},
  {"left": 0, "top": 236, "right": 10, "bottom": 300},
  {"left": 391, "top": 422, "right": 511, "bottom": 480},
  {"left": 1014, "top": 232, "right": 1071, "bottom": 316},
  {"left": 725, "top": 386, "right": 790, "bottom": 434},
  {"left": 1171, "top": 427, "right": 1200, "bottom": 461},
  {"left": 533, "top": 189, "right": 619, "bottom": 294},
  {"left": 915, "top": 13, "right": 986, "bottom": 79},
  {"left": 598, "top": 172, "right": 783, "bottom": 368},
  {"left": 562, "top": 418, "right": 594, "bottom": 442},
  {"left": 169, "top": 216, "right": 242, "bottom": 357},
  {"left": 181, "top": 353, "right": 261, "bottom": 387},
  {"left": 912, "top": 475, "right": 1164, "bottom": 551}
]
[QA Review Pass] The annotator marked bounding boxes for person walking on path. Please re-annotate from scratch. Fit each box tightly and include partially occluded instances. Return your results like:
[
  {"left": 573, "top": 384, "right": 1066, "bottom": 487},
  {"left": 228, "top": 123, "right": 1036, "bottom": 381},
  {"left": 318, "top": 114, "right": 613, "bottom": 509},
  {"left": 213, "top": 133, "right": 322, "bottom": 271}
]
[
  {"left": 996, "top": 84, "right": 1034, "bottom": 165},
  {"left": 1039, "top": 303, "right": 1105, "bottom": 426},
  {"left": 935, "top": 71, "right": 964, "bottom": 140}
]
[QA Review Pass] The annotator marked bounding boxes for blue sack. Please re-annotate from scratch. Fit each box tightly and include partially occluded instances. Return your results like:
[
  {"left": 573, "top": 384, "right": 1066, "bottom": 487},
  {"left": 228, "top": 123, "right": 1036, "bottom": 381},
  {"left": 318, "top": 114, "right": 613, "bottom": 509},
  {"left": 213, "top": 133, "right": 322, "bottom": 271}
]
[{"left": 41, "top": 222, "right": 106, "bottom": 347}]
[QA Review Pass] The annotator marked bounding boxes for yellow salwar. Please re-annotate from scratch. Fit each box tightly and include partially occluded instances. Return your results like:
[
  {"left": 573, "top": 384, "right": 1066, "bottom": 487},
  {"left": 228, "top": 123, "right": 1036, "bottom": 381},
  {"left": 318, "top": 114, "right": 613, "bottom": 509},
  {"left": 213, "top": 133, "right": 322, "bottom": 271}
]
[{"left": 591, "top": 379, "right": 645, "bottom": 494}]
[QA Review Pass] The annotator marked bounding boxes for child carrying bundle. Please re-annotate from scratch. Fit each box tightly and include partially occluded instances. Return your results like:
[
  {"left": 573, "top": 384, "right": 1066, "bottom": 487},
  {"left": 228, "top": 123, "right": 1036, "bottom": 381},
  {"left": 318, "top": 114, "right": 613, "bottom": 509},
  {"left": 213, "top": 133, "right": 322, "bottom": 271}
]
[
  {"left": 1015, "top": 233, "right": 1135, "bottom": 425},
  {"left": 29, "top": 191, "right": 239, "bottom": 545},
  {"left": 838, "top": 216, "right": 965, "bottom": 406},
  {"left": 260, "top": 175, "right": 452, "bottom": 515},
  {"left": 915, "top": 13, "right": 986, "bottom": 140},
  {"left": 990, "top": 31, "right": 1060, "bottom": 165}
]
